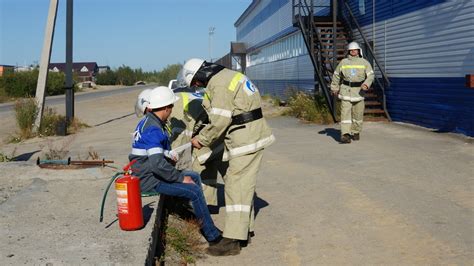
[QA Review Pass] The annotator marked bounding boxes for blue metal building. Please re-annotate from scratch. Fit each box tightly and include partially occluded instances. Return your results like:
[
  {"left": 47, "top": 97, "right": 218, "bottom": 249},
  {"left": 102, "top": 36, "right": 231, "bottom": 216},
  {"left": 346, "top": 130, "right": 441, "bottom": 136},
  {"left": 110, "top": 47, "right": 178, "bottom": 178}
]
[{"left": 234, "top": 0, "right": 474, "bottom": 136}]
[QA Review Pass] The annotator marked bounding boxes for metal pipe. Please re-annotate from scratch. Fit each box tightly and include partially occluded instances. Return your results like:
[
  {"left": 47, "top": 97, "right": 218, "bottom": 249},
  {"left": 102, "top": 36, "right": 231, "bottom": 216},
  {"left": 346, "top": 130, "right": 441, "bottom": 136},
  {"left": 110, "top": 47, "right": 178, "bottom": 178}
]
[{"left": 65, "top": 0, "right": 74, "bottom": 123}]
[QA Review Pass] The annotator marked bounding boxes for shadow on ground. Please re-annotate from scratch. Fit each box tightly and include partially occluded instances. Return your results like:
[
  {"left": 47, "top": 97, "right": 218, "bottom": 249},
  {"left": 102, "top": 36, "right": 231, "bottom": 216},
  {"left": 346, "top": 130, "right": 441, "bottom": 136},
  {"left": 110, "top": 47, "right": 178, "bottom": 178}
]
[
  {"left": 13, "top": 150, "right": 41, "bottom": 161},
  {"left": 318, "top": 128, "right": 340, "bottom": 142},
  {"left": 94, "top": 113, "right": 135, "bottom": 127}
]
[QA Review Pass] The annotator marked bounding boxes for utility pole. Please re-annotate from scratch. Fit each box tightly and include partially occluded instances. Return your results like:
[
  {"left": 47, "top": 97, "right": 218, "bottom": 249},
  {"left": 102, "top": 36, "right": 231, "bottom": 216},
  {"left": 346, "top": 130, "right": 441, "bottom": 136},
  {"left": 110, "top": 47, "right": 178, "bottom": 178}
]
[
  {"left": 208, "top": 27, "right": 215, "bottom": 62},
  {"left": 34, "top": 0, "right": 58, "bottom": 133},
  {"left": 65, "top": 0, "right": 74, "bottom": 124}
]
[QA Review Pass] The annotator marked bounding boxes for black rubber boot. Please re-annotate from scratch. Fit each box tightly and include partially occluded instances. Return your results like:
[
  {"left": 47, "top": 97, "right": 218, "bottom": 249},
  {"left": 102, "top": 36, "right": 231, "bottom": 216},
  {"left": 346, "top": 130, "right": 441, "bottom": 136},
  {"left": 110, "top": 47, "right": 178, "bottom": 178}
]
[
  {"left": 340, "top": 134, "right": 351, "bottom": 144},
  {"left": 352, "top": 133, "right": 360, "bottom": 141},
  {"left": 206, "top": 237, "right": 241, "bottom": 256}
]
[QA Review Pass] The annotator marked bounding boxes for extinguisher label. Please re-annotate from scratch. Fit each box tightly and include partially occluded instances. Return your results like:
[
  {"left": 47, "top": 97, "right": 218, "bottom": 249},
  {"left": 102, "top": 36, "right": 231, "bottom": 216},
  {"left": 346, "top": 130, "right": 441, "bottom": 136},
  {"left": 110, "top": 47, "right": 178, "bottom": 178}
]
[{"left": 116, "top": 183, "right": 129, "bottom": 214}]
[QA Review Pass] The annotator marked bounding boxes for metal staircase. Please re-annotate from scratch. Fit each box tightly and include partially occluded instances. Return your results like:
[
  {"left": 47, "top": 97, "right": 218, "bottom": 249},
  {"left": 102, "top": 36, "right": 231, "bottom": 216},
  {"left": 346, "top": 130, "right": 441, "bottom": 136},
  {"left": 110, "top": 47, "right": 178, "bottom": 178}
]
[{"left": 292, "top": 0, "right": 391, "bottom": 122}]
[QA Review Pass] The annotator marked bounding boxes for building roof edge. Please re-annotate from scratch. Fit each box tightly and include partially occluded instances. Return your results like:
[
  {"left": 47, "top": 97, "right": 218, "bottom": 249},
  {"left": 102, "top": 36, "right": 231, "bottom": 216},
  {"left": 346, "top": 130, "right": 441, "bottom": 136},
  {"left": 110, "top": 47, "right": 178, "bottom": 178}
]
[{"left": 234, "top": 0, "right": 260, "bottom": 27}]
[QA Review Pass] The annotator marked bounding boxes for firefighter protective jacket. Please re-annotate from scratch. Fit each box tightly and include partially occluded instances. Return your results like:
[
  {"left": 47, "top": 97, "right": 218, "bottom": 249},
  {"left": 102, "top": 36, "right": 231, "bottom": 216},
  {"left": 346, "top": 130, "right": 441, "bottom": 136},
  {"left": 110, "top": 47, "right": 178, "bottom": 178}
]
[
  {"left": 195, "top": 68, "right": 275, "bottom": 161},
  {"left": 169, "top": 91, "right": 224, "bottom": 166},
  {"left": 129, "top": 112, "right": 184, "bottom": 192},
  {"left": 330, "top": 55, "right": 374, "bottom": 102}
]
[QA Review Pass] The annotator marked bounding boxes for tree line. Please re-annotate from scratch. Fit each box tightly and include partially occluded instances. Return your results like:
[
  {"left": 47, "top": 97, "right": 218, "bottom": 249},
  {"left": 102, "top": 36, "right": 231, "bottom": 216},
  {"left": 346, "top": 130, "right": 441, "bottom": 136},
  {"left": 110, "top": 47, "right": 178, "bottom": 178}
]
[
  {"left": 96, "top": 64, "right": 180, "bottom": 86},
  {"left": 0, "top": 64, "right": 181, "bottom": 100}
]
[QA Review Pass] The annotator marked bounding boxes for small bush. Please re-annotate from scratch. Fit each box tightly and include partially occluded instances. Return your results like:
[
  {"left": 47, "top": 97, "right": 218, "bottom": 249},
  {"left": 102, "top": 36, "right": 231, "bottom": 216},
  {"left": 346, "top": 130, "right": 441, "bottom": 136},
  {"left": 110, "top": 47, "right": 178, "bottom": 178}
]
[
  {"left": 14, "top": 98, "right": 38, "bottom": 139},
  {"left": 0, "top": 70, "right": 66, "bottom": 97},
  {"left": 286, "top": 90, "right": 333, "bottom": 124},
  {"left": 12, "top": 98, "right": 86, "bottom": 141},
  {"left": 38, "top": 107, "right": 65, "bottom": 137},
  {"left": 67, "top": 117, "right": 90, "bottom": 134}
]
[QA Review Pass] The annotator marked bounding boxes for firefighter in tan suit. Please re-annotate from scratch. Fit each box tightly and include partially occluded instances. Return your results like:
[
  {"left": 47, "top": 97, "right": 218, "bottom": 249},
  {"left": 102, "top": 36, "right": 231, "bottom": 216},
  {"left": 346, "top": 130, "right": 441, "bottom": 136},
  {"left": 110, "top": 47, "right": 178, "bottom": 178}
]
[
  {"left": 168, "top": 89, "right": 226, "bottom": 206},
  {"left": 331, "top": 41, "right": 374, "bottom": 143},
  {"left": 178, "top": 58, "right": 275, "bottom": 256}
]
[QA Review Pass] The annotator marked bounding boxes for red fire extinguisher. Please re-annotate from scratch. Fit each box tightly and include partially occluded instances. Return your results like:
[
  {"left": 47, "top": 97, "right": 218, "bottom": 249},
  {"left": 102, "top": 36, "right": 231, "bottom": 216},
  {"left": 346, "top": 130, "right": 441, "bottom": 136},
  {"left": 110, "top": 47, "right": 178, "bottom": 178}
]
[{"left": 114, "top": 159, "right": 144, "bottom": 231}]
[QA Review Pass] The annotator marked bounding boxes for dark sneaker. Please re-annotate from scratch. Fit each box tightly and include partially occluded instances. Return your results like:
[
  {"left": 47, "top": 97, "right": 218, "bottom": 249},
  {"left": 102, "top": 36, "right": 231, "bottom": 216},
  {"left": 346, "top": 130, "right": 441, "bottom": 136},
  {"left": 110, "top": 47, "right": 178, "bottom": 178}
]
[
  {"left": 206, "top": 237, "right": 241, "bottom": 256},
  {"left": 208, "top": 235, "right": 223, "bottom": 246},
  {"left": 340, "top": 134, "right": 351, "bottom": 144},
  {"left": 239, "top": 231, "right": 255, "bottom": 247},
  {"left": 352, "top": 133, "right": 360, "bottom": 141}
]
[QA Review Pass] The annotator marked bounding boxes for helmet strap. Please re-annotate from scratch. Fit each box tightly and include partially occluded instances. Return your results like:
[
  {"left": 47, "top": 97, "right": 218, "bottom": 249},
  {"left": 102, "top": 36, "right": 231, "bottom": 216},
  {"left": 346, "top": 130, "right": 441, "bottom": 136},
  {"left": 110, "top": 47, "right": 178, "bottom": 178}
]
[{"left": 192, "top": 62, "right": 225, "bottom": 87}]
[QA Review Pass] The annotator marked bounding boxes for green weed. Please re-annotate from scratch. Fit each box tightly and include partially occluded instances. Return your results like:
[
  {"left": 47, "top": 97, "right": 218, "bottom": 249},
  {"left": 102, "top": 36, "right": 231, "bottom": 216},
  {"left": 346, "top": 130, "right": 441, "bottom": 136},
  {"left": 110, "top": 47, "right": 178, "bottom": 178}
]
[
  {"left": 285, "top": 90, "right": 334, "bottom": 124},
  {"left": 163, "top": 215, "right": 205, "bottom": 264}
]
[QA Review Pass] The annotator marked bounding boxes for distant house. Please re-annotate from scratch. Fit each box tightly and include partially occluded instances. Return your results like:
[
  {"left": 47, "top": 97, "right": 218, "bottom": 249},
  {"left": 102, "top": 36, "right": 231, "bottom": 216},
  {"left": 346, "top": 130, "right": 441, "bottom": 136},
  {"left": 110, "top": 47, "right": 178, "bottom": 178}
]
[
  {"left": 98, "top": 65, "right": 110, "bottom": 73},
  {"left": 0, "top": 64, "right": 14, "bottom": 76},
  {"left": 15, "top": 65, "right": 35, "bottom": 72},
  {"left": 48, "top": 62, "right": 99, "bottom": 82}
]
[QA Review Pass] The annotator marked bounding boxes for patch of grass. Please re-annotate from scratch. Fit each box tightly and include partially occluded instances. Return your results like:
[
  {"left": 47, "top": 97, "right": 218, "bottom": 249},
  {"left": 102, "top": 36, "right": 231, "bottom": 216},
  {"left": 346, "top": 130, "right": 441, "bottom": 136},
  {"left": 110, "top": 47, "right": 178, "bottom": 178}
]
[
  {"left": 38, "top": 107, "right": 65, "bottom": 137},
  {"left": 11, "top": 97, "right": 89, "bottom": 141},
  {"left": 77, "top": 147, "right": 100, "bottom": 161},
  {"left": 163, "top": 215, "right": 205, "bottom": 265},
  {"left": 262, "top": 94, "right": 282, "bottom": 107},
  {"left": 67, "top": 117, "right": 90, "bottom": 134},
  {"left": 285, "top": 90, "right": 334, "bottom": 124},
  {"left": 0, "top": 148, "right": 17, "bottom": 162},
  {"left": 14, "top": 98, "right": 37, "bottom": 139}
]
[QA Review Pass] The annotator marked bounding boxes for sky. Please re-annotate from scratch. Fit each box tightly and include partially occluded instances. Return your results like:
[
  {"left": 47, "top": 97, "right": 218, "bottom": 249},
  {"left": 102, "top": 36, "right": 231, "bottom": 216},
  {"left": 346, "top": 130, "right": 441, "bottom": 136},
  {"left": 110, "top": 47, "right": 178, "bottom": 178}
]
[{"left": 0, "top": 0, "right": 252, "bottom": 71}]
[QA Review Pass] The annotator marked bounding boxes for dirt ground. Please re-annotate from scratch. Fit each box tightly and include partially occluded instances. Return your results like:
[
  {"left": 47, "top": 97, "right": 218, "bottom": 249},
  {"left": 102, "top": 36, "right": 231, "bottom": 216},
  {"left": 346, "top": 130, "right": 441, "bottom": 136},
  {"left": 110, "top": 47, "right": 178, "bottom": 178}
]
[{"left": 0, "top": 87, "right": 472, "bottom": 265}]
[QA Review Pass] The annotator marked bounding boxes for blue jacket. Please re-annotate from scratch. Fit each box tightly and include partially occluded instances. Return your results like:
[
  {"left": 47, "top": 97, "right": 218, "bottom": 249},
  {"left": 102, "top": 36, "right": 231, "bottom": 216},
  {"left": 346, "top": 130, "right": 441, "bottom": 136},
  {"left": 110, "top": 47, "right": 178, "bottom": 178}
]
[{"left": 129, "top": 112, "right": 184, "bottom": 192}]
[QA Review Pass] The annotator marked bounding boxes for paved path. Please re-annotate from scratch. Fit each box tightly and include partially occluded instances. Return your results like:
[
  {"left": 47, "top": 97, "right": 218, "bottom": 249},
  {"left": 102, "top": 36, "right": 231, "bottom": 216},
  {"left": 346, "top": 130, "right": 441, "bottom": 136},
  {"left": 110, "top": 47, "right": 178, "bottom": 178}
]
[
  {"left": 199, "top": 117, "right": 473, "bottom": 265},
  {"left": 0, "top": 88, "right": 472, "bottom": 264}
]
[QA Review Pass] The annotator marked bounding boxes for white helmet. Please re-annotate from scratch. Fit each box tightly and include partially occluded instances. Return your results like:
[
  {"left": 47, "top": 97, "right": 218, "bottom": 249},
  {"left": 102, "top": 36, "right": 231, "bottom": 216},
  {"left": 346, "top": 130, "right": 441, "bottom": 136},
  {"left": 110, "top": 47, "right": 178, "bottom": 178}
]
[
  {"left": 134, "top": 88, "right": 152, "bottom": 117},
  {"left": 347, "top": 41, "right": 363, "bottom": 57},
  {"left": 176, "top": 58, "right": 205, "bottom": 87},
  {"left": 148, "top": 86, "right": 179, "bottom": 109}
]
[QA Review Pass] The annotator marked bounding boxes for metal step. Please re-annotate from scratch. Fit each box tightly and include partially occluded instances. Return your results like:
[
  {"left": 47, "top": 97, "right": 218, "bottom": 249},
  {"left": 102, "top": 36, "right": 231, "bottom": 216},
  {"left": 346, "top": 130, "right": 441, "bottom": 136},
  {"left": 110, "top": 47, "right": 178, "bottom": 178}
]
[
  {"left": 364, "top": 116, "right": 389, "bottom": 122},
  {"left": 318, "top": 26, "right": 345, "bottom": 31},
  {"left": 364, "top": 109, "right": 385, "bottom": 114},
  {"left": 365, "top": 101, "right": 381, "bottom": 106},
  {"left": 320, "top": 49, "right": 346, "bottom": 53},
  {"left": 320, "top": 42, "right": 347, "bottom": 47},
  {"left": 320, "top": 37, "right": 348, "bottom": 41},
  {"left": 314, "top": 21, "right": 343, "bottom": 25}
]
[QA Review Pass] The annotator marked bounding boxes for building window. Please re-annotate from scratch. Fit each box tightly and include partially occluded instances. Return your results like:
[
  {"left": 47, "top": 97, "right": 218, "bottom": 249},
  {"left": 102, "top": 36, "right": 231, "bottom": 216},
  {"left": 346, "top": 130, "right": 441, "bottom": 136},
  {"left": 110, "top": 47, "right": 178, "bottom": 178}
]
[
  {"left": 359, "top": 0, "right": 366, "bottom": 15},
  {"left": 80, "top": 66, "right": 89, "bottom": 72}
]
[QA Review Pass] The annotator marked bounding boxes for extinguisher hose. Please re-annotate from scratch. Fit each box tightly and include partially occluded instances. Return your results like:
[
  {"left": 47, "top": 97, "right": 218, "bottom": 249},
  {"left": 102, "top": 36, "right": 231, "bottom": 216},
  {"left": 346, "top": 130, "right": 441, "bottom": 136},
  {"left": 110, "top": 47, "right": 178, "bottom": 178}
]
[{"left": 99, "top": 172, "right": 123, "bottom": 222}]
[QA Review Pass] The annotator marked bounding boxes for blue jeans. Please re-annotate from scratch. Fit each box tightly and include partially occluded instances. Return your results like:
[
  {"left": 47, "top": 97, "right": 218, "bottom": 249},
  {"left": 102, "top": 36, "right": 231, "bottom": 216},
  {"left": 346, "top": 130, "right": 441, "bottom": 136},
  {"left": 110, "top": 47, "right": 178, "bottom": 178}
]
[{"left": 155, "top": 171, "right": 221, "bottom": 242}]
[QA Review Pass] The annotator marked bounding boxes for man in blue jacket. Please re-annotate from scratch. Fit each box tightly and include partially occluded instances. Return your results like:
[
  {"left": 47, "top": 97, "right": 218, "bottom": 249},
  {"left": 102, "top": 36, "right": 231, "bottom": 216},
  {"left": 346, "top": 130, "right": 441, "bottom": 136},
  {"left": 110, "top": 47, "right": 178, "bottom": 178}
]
[{"left": 129, "top": 85, "right": 221, "bottom": 245}]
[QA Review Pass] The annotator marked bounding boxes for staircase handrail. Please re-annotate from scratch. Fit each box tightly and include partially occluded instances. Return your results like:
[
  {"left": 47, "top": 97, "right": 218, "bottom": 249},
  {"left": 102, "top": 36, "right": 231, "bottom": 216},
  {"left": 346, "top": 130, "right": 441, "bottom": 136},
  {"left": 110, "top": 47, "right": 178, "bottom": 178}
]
[
  {"left": 339, "top": 0, "right": 390, "bottom": 87},
  {"left": 339, "top": 0, "right": 392, "bottom": 121},
  {"left": 293, "top": 0, "right": 338, "bottom": 122}
]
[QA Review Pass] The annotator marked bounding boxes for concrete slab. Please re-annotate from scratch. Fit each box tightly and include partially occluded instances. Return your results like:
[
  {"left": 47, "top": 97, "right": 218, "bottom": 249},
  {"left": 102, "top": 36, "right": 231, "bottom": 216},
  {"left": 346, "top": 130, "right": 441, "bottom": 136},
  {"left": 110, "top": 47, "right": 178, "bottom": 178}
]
[
  {"left": 0, "top": 162, "right": 160, "bottom": 264},
  {"left": 198, "top": 117, "right": 473, "bottom": 265}
]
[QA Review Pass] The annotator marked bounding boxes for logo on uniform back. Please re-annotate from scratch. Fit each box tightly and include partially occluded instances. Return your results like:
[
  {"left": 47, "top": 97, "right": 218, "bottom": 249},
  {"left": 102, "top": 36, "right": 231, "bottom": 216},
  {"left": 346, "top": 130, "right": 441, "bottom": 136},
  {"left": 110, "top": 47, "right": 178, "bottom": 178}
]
[
  {"left": 133, "top": 130, "right": 141, "bottom": 144},
  {"left": 244, "top": 80, "right": 258, "bottom": 96}
]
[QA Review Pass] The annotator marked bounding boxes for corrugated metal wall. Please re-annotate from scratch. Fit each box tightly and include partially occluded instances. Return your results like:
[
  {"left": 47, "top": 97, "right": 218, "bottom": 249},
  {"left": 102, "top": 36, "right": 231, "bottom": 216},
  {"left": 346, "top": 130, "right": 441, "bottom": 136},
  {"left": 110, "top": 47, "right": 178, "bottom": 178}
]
[
  {"left": 236, "top": 0, "right": 474, "bottom": 136},
  {"left": 346, "top": 0, "right": 474, "bottom": 136},
  {"left": 237, "top": 0, "right": 293, "bottom": 49},
  {"left": 246, "top": 52, "right": 315, "bottom": 97},
  {"left": 236, "top": 0, "right": 315, "bottom": 98}
]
